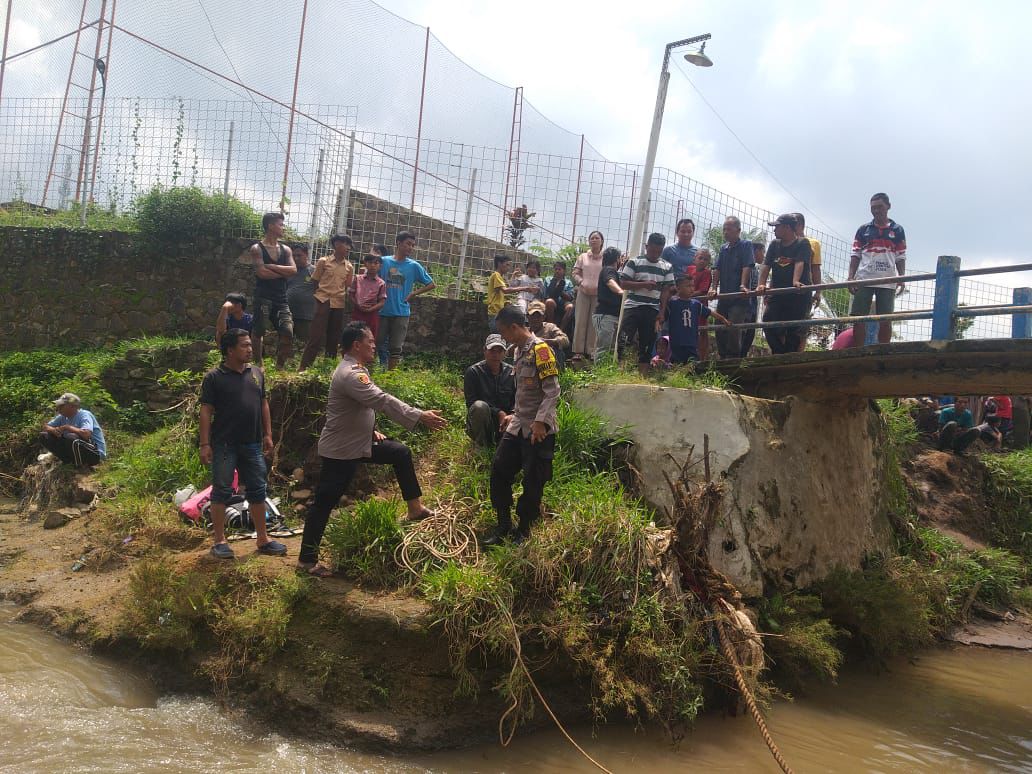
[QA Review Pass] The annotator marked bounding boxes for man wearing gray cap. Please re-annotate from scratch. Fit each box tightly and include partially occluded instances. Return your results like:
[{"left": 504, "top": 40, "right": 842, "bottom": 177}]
[
  {"left": 40, "top": 392, "right": 107, "bottom": 467},
  {"left": 463, "top": 333, "right": 516, "bottom": 448}
]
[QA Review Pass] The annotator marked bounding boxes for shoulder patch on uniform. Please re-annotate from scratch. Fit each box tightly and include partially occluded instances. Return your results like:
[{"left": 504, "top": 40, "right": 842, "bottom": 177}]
[
  {"left": 533, "top": 342, "right": 558, "bottom": 379},
  {"left": 357, "top": 373, "right": 371, "bottom": 385}
]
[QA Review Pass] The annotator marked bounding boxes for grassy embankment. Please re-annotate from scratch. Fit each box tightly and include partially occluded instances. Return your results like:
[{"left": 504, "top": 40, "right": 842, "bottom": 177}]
[{"left": 2, "top": 341, "right": 1031, "bottom": 733}]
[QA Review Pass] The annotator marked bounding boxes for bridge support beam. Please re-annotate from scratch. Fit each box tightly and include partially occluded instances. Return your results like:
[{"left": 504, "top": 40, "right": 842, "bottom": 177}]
[
  {"left": 931, "top": 255, "right": 961, "bottom": 341},
  {"left": 1012, "top": 287, "right": 1032, "bottom": 339}
]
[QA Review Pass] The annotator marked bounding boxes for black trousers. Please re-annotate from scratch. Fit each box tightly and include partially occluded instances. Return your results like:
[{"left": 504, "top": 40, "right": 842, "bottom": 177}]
[
  {"left": 938, "top": 422, "right": 981, "bottom": 454},
  {"left": 299, "top": 440, "right": 421, "bottom": 564},
  {"left": 619, "top": 305, "right": 659, "bottom": 364},
  {"left": 490, "top": 431, "right": 555, "bottom": 536},
  {"left": 40, "top": 433, "right": 101, "bottom": 467},
  {"left": 763, "top": 292, "right": 812, "bottom": 354}
]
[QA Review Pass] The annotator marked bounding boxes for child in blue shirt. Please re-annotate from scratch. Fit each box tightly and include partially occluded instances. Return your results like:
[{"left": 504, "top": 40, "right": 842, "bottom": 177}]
[{"left": 665, "top": 275, "right": 731, "bottom": 364}]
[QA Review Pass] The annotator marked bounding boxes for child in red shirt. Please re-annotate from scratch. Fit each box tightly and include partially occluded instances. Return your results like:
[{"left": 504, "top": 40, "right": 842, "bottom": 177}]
[{"left": 349, "top": 254, "right": 387, "bottom": 340}]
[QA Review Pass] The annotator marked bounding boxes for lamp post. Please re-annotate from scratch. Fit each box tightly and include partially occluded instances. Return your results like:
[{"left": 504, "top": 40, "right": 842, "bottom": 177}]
[
  {"left": 626, "top": 34, "right": 712, "bottom": 260},
  {"left": 612, "top": 35, "right": 711, "bottom": 361}
]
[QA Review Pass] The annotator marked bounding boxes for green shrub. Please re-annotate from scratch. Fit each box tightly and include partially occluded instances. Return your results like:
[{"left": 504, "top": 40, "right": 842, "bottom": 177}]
[
  {"left": 134, "top": 186, "right": 260, "bottom": 247},
  {"left": 758, "top": 592, "right": 845, "bottom": 687},
  {"left": 323, "top": 498, "right": 404, "bottom": 583},
  {"left": 877, "top": 398, "right": 919, "bottom": 453},
  {"left": 983, "top": 449, "right": 1032, "bottom": 561}
]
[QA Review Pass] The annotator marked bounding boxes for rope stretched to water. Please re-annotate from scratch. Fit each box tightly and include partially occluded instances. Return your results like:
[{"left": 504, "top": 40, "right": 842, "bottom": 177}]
[
  {"left": 498, "top": 606, "right": 615, "bottom": 774},
  {"left": 713, "top": 599, "right": 794, "bottom": 774}
]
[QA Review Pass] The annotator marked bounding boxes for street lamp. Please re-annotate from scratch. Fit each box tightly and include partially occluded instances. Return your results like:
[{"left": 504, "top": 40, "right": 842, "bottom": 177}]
[{"left": 627, "top": 34, "right": 713, "bottom": 260}]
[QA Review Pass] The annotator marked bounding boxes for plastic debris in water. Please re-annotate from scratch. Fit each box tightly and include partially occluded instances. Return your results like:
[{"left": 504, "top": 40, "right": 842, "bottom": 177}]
[{"left": 71, "top": 556, "right": 87, "bottom": 572}]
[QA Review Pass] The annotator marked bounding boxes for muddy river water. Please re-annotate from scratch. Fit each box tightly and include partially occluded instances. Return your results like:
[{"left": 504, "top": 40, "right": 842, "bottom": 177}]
[{"left": 1, "top": 604, "right": 1030, "bottom": 773}]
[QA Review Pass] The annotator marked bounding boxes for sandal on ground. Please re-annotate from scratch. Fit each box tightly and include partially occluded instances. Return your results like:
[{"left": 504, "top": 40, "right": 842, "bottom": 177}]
[{"left": 296, "top": 562, "right": 333, "bottom": 577}]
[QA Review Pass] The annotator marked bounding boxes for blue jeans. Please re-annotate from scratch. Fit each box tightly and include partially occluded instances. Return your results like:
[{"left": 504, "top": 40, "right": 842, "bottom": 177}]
[{"left": 211, "top": 442, "right": 267, "bottom": 504}]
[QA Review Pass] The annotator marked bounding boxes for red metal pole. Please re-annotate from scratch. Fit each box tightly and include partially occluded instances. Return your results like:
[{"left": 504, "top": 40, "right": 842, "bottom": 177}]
[
  {"left": 0, "top": 0, "right": 14, "bottom": 106},
  {"left": 75, "top": 0, "right": 107, "bottom": 204},
  {"left": 570, "top": 133, "right": 584, "bottom": 242},
  {"left": 280, "top": 0, "right": 310, "bottom": 214},
  {"left": 88, "top": 0, "right": 117, "bottom": 204},
  {"left": 42, "top": 0, "right": 90, "bottom": 206},
  {"left": 409, "top": 26, "right": 429, "bottom": 211}
]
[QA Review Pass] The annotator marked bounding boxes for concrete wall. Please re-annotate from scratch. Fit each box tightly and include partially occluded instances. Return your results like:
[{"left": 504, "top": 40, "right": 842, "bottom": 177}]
[
  {"left": 574, "top": 385, "right": 896, "bottom": 597},
  {"left": 0, "top": 224, "right": 489, "bottom": 358}
]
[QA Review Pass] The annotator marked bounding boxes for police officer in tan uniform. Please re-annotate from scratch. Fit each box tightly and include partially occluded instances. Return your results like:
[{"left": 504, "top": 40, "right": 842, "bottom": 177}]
[
  {"left": 484, "top": 305, "right": 561, "bottom": 545},
  {"left": 297, "top": 321, "right": 447, "bottom": 576}
]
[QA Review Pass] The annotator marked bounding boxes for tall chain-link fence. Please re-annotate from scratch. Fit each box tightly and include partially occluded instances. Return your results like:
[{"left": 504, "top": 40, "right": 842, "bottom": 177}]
[{"left": 0, "top": 0, "right": 1019, "bottom": 339}]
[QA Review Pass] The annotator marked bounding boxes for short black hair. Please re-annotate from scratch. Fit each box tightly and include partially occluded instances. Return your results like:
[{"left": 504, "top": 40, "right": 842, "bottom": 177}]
[
  {"left": 261, "top": 212, "right": 284, "bottom": 232},
  {"left": 871, "top": 192, "right": 890, "bottom": 205},
  {"left": 725, "top": 216, "right": 742, "bottom": 229},
  {"left": 526, "top": 259, "right": 541, "bottom": 271},
  {"left": 330, "top": 234, "right": 353, "bottom": 247},
  {"left": 340, "top": 321, "right": 370, "bottom": 353},
  {"left": 292, "top": 242, "right": 309, "bottom": 253},
  {"left": 362, "top": 253, "right": 381, "bottom": 264},
  {"left": 676, "top": 218, "right": 695, "bottom": 231},
  {"left": 220, "top": 328, "right": 250, "bottom": 357},
  {"left": 602, "top": 246, "right": 621, "bottom": 267},
  {"left": 647, "top": 232, "right": 666, "bottom": 247},
  {"left": 494, "top": 254, "right": 511, "bottom": 269},
  {"left": 225, "top": 292, "right": 247, "bottom": 310},
  {"left": 495, "top": 305, "right": 527, "bottom": 328},
  {"left": 396, "top": 231, "right": 416, "bottom": 244},
  {"left": 373, "top": 243, "right": 389, "bottom": 255},
  {"left": 553, "top": 260, "right": 567, "bottom": 270}
]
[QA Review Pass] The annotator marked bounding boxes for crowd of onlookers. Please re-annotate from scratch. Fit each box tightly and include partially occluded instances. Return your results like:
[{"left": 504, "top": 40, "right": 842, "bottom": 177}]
[{"left": 907, "top": 394, "right": 1031, "bottom": 454}]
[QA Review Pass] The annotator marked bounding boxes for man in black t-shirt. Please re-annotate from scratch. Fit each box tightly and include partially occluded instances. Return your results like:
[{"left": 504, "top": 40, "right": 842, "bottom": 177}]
[
  {"left": 250, "top": 212, "right": 297, "bottom": 368},
  {"left": 199, "top": 329, "right": 287, "bottom": 560},
  {"left": 591, "top": 247, "right": 625, "bottom": 362},
  {"left": 756, "top": 214, "right": 812, "bottom": 354}
]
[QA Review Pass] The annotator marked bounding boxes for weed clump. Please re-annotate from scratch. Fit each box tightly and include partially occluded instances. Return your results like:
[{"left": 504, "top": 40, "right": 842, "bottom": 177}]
[
  {"left": 323, "top": 498, "right": 404, "bottom": 584},
  {"left": 758, "top": 592, "right": 845, "bottom": 688}
]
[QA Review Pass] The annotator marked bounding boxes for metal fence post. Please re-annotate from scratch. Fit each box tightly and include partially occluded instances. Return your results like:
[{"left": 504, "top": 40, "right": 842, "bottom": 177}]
[
  {"left": 307, "top": 147, "right": 324, "bottom": 257},
  {"left": 455, "top": 167, "right": 478, "bottom": 298},
  {"left": 223, "top": 120, "right": 234, "bottom": 195},
  {"left": 931, "top": 255, "right": 961, "bottom": 341},
  {"left": 570, "top": 134, "right": 584, "bottom": 242},
  {"left": 1012, "top": 287, "right": 1032, "bottom": 338},
  {"left": 335, "top": 131, "right": 355, "bottom": 235}
]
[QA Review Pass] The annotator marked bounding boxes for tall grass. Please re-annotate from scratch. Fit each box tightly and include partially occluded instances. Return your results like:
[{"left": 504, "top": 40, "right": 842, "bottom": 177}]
[
  {"left": 982, "top": 449, "right": 1032, "bottom": 562},
  {"left": 323, "top": 498, "right": 404, "bottom": 584}
]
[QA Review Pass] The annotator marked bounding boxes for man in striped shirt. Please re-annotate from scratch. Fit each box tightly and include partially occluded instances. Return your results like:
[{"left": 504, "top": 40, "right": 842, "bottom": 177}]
[
  {"left": 619, "top": 232, "right": 675, "bottom": 374},
  {"left": 847, "top": 192, "right": 907, "bottom": 345}
]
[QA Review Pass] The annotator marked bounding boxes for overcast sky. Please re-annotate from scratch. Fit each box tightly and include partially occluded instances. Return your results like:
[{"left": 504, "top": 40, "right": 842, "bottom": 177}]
[{"left": 370, "top": 0, "right": 1030, "bottom": 276}]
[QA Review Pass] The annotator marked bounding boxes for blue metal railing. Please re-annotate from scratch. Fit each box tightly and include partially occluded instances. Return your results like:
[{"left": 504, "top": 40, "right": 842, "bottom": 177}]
[{"left": 699, "top": 256, "right": 1032, "bottom": 343}]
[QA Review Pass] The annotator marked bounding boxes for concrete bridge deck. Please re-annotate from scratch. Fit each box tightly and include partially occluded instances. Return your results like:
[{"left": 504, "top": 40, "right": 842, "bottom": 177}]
[{"left": 709, "top": 339, "right": 1032, "bottom": 399}]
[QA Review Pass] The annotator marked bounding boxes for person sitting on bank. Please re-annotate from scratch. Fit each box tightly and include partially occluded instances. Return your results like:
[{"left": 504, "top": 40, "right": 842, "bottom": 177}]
[
  {"left": 215, "top": 292, "right": 252, "bottom": 342},
  {"left": 527, "top": 300, "right": 569, "bottom": 368},
  {"left": 543, "top": 260, "right": 574, "bottom": 329},
  {"left": 297, "top": 322, "right": 448, "bottom": 576},
  {"left": 484, "top": 305, "right": 560, "bottom": 546},
  {"left": 463, "top": 333, "right": 516, "bottom": 448},
  {"left": 40, "top": 392, "right": 107, "bottom": 467},
  {"left": 937, "top": 396, "right": 978, "bottom": 454}
]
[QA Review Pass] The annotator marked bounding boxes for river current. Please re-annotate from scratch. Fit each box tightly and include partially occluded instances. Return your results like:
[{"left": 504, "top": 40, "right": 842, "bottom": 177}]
[{"left": 1, "top": 604, "right": 1030, "bottom": 773}]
